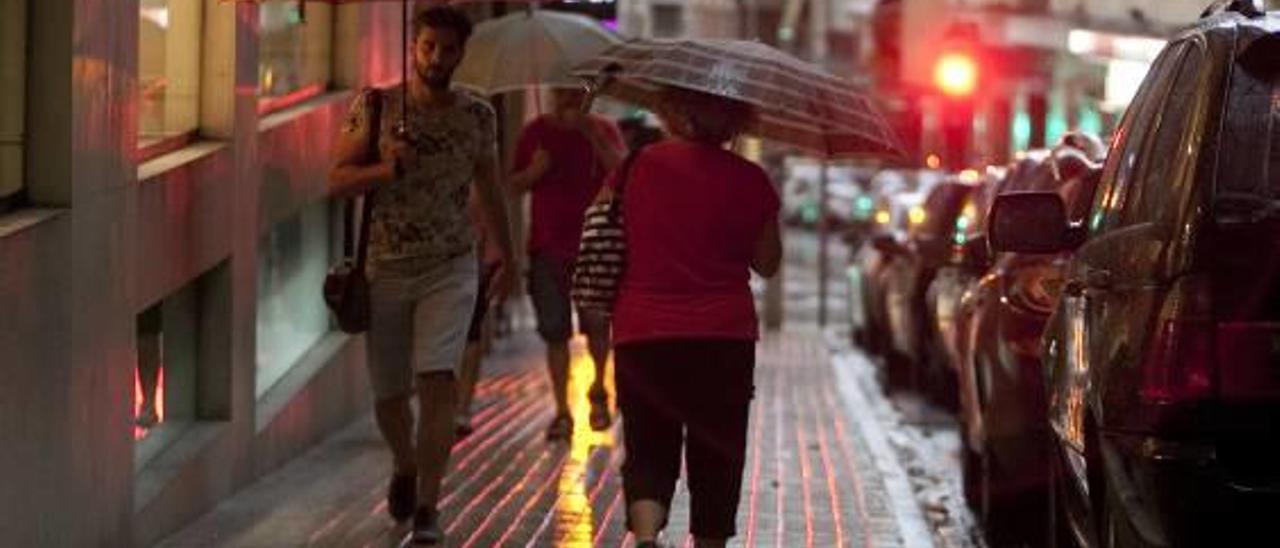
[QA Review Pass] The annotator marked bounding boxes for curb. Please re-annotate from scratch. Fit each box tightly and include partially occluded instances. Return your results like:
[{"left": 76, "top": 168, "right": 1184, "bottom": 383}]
[{"left": 827, "top": 335, "right": 936, "bottom": 548}]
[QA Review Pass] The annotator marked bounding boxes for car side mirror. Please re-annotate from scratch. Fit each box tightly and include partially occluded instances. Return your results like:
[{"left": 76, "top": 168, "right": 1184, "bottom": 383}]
[
  {"left": 959, "top": 236, "right": 991, "bottom": 269},
  {"left": 988, "top": 192, "right": 1082, "bottom": 254}
]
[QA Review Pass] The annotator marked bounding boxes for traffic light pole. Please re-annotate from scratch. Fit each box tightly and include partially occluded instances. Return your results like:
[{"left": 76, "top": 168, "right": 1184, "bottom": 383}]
[{"left": 940, "top": 97, "right": 974, "bottom": 171}]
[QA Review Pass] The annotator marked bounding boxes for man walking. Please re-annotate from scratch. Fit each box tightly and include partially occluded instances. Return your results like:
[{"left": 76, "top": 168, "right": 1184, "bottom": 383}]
[
  {"left": 509, "top": 89, "right": 624, "bottom": 441},
  {"left": 328, "top": 6, "right": 514, "bottom": 545}
]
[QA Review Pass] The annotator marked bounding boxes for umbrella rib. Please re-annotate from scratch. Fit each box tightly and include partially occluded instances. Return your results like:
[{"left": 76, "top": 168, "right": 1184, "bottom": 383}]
[
  {"left": 607, "top": 39, "right": 850, "bottom": 90},
  {"left": 573, "top": 38, "right": 905, "bottom": 158}
]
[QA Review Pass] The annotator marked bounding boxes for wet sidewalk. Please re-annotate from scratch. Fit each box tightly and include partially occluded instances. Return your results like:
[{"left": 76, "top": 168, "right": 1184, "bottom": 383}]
[{"left": 159, "top": 327, "right": 921, "bottom": 548}]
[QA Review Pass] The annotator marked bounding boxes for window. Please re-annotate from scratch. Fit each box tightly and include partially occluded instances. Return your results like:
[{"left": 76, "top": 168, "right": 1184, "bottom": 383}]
[
  {"left": 134, "top": 263, "right": 232, "bottom": 470},
  {"left": 1217, "top": 34, "right": 1280, "bottom": 209},
  {"left": 256, "top": 200, "right": 333, "bottom": 397},
  {"left": 1121, "top": 41, "right": 1208, "bottom": 227},
  {"left": 1, "top": 0, "right": 26, "bottom": 211},
  {"left": 259, "top": 2, "right": 333, "bottom": 113},
  {"left": 1088, "top": 43, "right": 1185, "bottom": 234},
  {"left": 138, "top": 0, "right": 202, "bottom": 152}
]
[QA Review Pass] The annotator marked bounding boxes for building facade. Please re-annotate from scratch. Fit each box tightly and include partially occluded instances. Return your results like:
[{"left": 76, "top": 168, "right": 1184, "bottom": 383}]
[{"left": 0, "top": 1, "right": 506, "bottom": 545}]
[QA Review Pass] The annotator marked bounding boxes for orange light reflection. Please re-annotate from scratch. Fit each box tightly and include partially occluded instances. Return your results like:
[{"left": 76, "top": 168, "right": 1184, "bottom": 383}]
[
  {"left": 133, "top": 366, "right": 166, "bottom": 441},
  {"left": 552, "top": 346, "right": 616, "bottom": 547}
]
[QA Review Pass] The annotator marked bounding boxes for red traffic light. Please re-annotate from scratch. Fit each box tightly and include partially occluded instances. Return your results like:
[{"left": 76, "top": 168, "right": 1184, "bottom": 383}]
[{"left": 934, "top": 51, "right": 978, "bottom": 97}]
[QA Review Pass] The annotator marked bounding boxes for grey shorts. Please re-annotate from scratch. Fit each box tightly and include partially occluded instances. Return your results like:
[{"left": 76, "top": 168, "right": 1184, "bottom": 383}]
[
  {"left": 527, "top": 253, "right": 608, "bottom": 343},
  {"left": 365, "top": 252, "right": 479, "bottom": 400}
]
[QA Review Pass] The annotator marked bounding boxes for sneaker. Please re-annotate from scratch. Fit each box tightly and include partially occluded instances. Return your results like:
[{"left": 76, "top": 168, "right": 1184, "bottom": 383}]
[
  {"left": 412, "top": 507, "right": 443, "bottom": 545},
  {"left": 545, "top": 414, "right": 573, "bottom": 442},
  {"left": 386, "top": 473, "right": 417, "bottom": 522}
]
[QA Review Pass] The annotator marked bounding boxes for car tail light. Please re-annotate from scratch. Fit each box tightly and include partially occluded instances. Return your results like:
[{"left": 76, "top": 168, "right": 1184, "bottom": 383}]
[
  {"left": 1003, "top": 263, "right": 1062, "bottom": 315},
  {"left": 1140, "top": 276, "right": 1215, "bottom": 404}
]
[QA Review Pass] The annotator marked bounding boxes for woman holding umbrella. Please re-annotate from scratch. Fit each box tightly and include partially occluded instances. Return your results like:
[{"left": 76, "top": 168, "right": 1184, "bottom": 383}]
[
  {"left": 575, "top": 38, "right": 903, "bottom": 547},
  {"left": 608, "top": 86, "right": 781, "bottom": 548}
]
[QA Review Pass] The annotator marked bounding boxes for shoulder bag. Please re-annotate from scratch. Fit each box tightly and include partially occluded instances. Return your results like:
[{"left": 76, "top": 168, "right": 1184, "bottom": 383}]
[
  {"left": 570, "top": 147, "right": 645, "bottom": 316},
  {"left": 323, "top": 88, "right": 383, "bottom": 334}
]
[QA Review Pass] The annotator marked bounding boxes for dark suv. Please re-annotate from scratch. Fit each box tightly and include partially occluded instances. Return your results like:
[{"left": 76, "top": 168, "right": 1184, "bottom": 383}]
[{"left": 990, "top": 7, "right": 1280, "bottom": 546}]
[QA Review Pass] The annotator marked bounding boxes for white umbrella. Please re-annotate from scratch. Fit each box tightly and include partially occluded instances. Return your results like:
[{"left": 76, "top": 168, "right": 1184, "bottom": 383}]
[
  {"left": 574, "top": 38, "right": 905, "bottom": 160},
  {"left": 454, "top": 9, "right": 622, "bottom": 96}
]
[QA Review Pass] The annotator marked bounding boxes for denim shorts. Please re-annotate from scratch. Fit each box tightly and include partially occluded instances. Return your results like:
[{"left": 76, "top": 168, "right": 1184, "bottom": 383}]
[
  {"left": 527, "top": 253, "right": 607, "bottom": 343},
  {"left": 364, "top": 252, "right": 478, "bottom": 400}
]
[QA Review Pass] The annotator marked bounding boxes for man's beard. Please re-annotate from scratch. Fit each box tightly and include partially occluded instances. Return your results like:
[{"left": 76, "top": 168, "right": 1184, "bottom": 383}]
[{"left": 417, "top": 63, "right": 452, "bottom": 91}]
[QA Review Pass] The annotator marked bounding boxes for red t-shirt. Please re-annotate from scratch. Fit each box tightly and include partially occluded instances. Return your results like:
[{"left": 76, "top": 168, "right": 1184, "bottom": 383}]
[
  {"left": 514, "top": 115, "right": 625, "bottom": 261},
  {"left": 611, "top": 140, "right": 780, "bottom": 344}
]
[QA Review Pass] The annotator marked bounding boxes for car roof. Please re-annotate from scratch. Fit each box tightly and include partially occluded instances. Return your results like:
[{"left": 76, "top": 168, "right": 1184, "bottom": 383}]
[{"left": 1176, "top": 9, "right": 1280, "bottom": 52}]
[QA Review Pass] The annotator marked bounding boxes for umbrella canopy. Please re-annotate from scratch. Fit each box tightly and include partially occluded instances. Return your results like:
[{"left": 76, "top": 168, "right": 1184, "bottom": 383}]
[
  {"left": 573, "top": 39, "right": 905, "bottom": 160},
  {"left": 453, "top": 9, "right": 620, "bottom": 95}
]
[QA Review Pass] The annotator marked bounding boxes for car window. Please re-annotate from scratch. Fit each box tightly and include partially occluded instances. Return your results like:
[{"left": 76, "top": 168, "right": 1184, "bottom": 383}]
[
  {"left": 1120, "top": 39, "right": 1209, "bottom": 227},
  {"left": 1216, "top": 34, "right": 1280, "bottom": 217},
  {"left": 1089, "top": 42, "right": 1187, "bottom": 234},
  {"left": 917, "top": 184, "right": 971, "bottom": 238}
]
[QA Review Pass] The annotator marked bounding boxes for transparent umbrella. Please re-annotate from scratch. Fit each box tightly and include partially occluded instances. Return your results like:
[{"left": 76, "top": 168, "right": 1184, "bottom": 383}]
[
  {"left": 453, "top": 8, "right": 621, "bottom": 96},
  {"left": 574, "top": 38, "right": 905, "bottom": 160}
]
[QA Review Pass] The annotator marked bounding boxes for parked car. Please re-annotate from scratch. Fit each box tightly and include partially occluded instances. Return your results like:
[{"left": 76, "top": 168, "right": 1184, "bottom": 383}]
[
  {"left": 880, "top": 178, "right": 978, "bottom": 397},
  {"left": 781, "top": 161, "right": 870, "bottom": 229},
  {"left": 956, "top": 144, "right": 1104, "bottom": 544},
  {"left": 847, "top": 189, "right": 928, "bottom": 358},
  {"left": 927, "top": 167, "right": 1006, "bottom": 385},
  {"left": 991, "top": 8, "right": 1280, "bottom": 546}
]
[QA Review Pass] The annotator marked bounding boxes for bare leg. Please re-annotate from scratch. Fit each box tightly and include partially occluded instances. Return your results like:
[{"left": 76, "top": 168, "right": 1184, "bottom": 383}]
[
  {"left": 628, "top": 500, "right": 667, "bottom": 543},
  {"left": 546, "top": 341, "right": 571, "bottom": 417},
  {"left": 455, "top": 341, "right": 484, "bottom": 421},
  {"left": 415, "top": 372, "right": 458, "bottom": 510},
  {"left": 374, "top": 395, "right": 416, "bottom": 475},
  {"left": 587, "top": 325, "right": 611, "bottom": 397}
]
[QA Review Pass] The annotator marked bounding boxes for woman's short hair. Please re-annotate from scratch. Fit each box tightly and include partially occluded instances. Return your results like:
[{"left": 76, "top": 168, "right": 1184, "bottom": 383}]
[
  {"left": 658, "top": 86, "right": 755, "bottom": 145},
  {"left": 413, "top": 6, "right": 473, "bottom": 43}
]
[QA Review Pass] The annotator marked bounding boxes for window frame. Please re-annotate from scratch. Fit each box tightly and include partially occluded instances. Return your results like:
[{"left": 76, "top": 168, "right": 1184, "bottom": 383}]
[
  {"left": 256, "top": 2, "right": 335, "bottom": 115},
  {"left": 137, "top": 0, "right": 205, "bottom": 159},
  {"left": 0, "top": 0, "right": 27, "bottom": 213}
]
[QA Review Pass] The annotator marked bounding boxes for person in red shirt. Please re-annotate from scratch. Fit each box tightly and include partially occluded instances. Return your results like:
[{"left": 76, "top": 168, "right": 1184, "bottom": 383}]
[
  {"left": 609, "top": 86, "right": 781, "bottom": 548},
  {"left": 509, "top": 89, "right": 625, "bottom": 441}
]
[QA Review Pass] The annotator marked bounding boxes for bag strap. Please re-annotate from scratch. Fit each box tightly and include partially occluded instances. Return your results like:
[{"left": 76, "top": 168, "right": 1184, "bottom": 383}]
[
  {"left": 345, "top": 88, "right": 384, "bottom": 263},
  {"left": 614, "top": 145, "right": 646, "bottom": 198},
  {"left": 607, "top": 146, "right": 647, "bottom": 222}
]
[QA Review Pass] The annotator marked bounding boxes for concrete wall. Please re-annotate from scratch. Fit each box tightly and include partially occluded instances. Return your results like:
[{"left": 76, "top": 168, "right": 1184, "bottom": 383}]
[
  {"left": 0, "top": 0, "right": 24, "bottom": 203},
  {"left": 0, "top": 1, "right": 418, "bottom": 546}
]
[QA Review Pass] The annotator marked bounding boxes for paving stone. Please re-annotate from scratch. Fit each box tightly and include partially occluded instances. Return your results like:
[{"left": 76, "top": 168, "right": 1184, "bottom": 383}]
[{"left": 158, "top": 329, "right": 915, "bottom": 548}]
